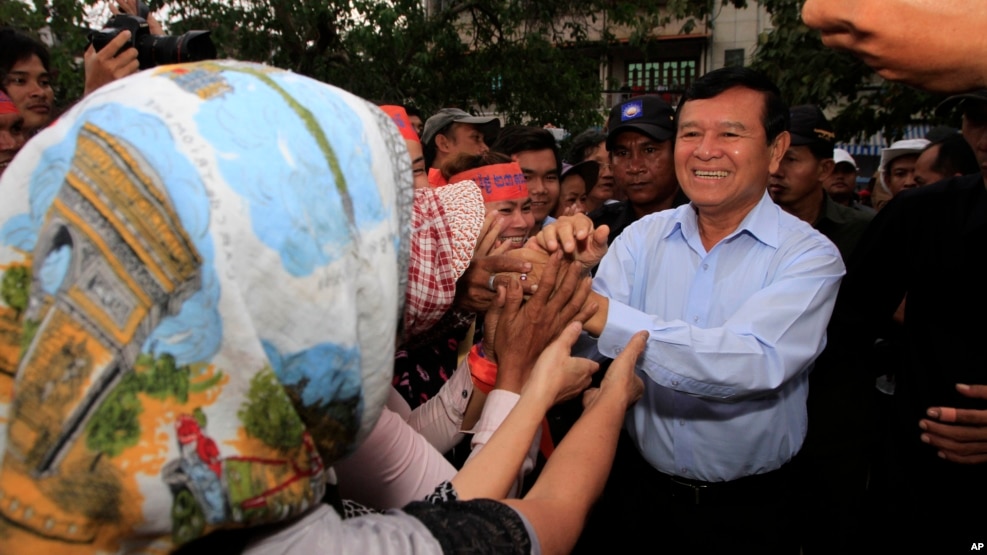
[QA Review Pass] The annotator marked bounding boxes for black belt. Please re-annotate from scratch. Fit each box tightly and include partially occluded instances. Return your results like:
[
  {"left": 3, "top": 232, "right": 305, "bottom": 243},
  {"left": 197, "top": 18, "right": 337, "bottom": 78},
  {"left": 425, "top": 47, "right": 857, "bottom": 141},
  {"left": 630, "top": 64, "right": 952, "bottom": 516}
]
[{"left": 657, "top": 463, "right": 792, "bottom": 506}]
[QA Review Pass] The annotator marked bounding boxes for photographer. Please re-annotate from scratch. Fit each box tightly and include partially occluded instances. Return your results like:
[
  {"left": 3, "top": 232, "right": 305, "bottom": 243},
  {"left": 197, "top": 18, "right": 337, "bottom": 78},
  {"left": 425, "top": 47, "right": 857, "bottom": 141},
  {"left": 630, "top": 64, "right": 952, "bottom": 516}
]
[{"left": 83, "top": 0, "right": 166, "bottom": 96}]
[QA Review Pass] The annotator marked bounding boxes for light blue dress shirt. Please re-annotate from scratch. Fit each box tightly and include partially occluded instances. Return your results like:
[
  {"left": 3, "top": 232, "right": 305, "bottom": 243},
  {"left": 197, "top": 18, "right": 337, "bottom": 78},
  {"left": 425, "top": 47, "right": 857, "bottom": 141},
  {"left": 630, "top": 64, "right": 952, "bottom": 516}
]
[{"left": 593, "top": 192, "right": 845, "bottom": 482}]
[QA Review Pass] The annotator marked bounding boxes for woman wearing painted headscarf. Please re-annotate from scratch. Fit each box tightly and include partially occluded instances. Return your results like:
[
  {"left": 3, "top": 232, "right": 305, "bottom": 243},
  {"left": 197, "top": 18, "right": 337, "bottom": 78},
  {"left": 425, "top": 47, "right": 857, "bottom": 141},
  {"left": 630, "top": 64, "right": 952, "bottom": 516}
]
[{"left": 0, "top": 60, "right": 645, "bottom": 555}]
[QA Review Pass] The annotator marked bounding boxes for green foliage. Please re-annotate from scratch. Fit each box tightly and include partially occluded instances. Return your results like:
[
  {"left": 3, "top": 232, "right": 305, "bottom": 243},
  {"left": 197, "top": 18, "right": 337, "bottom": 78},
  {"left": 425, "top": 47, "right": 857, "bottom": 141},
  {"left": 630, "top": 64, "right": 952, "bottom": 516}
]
[
  {"left": 2, "top": 0, "right": 952, "bottom": 142},
  {"left": 85, "top": 372, "right": 143, "bottom": 458},
  {"left": 142, "top": 352, "right": 190, "bottom": 403},
  {"left": 189, "top": 368, "right": 225, "bottom": 393},
  {"left": 86, "top": 351, "right": 193, "bottom": 458},
  {"left": 192, "top": 406, "right": 207, "bottom": 427},
  {"left": 1, "top": 265, "right": 30, "bottom": 314},
  {"left": 238, "top": 369, "right": 305, "bottom": 451},
  {"left": 165, "top": 0, "right": 619, "bottom": 130},
  {"left": 2, "top": 0, "right": 730, "bottom": 133}
]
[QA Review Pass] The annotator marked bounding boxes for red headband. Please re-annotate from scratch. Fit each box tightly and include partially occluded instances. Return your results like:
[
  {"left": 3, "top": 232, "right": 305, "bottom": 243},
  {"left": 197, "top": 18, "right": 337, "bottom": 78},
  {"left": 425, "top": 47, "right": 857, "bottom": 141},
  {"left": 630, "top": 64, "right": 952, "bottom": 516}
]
[
  {"left": 379, "top": 105, "right": 420, "bottom": 143},
  {"left": 448, "top": 162, "right": 529, "bottom": 202},
  {"left": 0, "top": 92, "right": 18, "bottom": 116}
]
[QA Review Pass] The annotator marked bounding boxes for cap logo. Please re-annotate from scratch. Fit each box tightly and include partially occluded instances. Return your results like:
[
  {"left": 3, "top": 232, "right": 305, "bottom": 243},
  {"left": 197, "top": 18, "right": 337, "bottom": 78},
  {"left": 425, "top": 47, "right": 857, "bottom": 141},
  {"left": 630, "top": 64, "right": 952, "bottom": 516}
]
[
  {"left": 621, "top": 100, "right": 644, "bottom": 121},
  {"left": 814, "top": 128, "right": 836, "bottom": 141}
]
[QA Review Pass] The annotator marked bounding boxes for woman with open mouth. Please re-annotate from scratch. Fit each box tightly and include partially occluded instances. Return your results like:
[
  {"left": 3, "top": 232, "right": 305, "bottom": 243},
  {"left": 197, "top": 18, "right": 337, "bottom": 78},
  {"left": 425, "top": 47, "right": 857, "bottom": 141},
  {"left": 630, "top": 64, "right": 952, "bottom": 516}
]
[
  {"left": 390, "top": 151, "right": 535, "bottom": 415},
  {"left": 444, "top": 151, "right": 535, "bottom": 250}
]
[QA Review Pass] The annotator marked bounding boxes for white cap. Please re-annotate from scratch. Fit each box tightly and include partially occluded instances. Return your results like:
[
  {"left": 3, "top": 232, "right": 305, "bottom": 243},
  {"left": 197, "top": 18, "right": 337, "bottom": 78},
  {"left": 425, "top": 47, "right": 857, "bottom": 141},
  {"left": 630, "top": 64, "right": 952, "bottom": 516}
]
[
  {"left": 833, "top": 147, "right": 857, "bottom": 170},
  {"left": 880, "top": 139, "right": 929, "bottom": 173},
  {"left": 878, "top": 138, "right": 930, "bottom": 193}
]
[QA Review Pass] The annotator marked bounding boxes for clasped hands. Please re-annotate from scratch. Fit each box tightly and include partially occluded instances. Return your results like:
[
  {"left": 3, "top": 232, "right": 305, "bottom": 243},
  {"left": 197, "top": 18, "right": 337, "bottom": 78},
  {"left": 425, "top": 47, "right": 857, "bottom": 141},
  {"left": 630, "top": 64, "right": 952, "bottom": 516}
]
[
  {"left": 474, "top": 213, "right": 640, "bottom": 409},
  {"left": 481, "top": 248, "right": 643, "bottom": 410},
  {"left": 456, "top": 213, "right": 608, "bottom": 313},
  {"left": 508, "top": 213, "right": 610, "bottom": 285}
]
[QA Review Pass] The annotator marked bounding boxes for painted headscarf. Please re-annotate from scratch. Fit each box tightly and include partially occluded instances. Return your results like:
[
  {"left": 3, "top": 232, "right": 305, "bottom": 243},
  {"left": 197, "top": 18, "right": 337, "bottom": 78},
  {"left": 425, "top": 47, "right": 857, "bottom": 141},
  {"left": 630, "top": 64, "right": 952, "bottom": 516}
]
[{"left": 0, "top": 60, "right": 412, "bottom": 554}]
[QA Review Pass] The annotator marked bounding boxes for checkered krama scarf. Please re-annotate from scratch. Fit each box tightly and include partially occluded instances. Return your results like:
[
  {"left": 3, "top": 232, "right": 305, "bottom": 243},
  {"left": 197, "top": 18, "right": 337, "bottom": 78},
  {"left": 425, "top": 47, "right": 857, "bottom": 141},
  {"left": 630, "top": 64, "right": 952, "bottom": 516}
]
[{"left": 403, "top": 181, "right": 484, "bottom": 340}]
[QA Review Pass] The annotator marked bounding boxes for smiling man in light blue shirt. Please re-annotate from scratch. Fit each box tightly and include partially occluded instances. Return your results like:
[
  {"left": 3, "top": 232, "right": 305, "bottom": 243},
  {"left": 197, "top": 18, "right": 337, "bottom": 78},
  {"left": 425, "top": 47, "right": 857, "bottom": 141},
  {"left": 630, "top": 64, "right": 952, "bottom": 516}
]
[
  {"left": 538, "top": 67, "right": 845, "bottom": 555},
  {"left": 595, "top": 190, "right": 842, "bottom": 482}
]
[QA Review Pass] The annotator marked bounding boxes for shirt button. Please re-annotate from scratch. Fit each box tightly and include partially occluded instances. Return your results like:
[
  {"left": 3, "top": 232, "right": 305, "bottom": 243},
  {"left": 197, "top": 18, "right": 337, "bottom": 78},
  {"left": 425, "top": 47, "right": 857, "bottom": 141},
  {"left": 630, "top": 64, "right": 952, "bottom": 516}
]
[
  {"left": 680, "top": 467, "right": 688, "bottom": 474},
  {"left": 703, "top": 263, "right": 709, "bottom": 271},
  {"left": 671, "top": 380, "right": 679, "bottom": 386},
  {"left": 462, "top": 389, "right": 468, "bottom": 398},
  {"left": 692, "top": 316, "right": 699, "bottom": 323}
]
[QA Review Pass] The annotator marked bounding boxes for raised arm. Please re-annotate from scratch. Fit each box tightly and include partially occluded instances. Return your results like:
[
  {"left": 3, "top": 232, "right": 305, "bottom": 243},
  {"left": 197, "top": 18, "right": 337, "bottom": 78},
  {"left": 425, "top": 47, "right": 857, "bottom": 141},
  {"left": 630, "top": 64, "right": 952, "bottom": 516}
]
[
  {"left": 454, "top": 254, "right": 599, "bottom": 498},
  {"left": 502, "top": 329, "right": 647, "bottom": 555},
  {"left": 451, "top": 321, "right": 599, "bottom": 500}
]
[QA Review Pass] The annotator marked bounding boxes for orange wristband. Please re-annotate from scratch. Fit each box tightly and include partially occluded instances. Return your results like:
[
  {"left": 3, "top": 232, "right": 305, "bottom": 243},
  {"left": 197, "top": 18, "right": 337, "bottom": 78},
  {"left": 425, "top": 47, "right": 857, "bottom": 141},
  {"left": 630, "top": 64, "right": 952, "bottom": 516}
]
[{"left": 468, "top": 343, "right": 498, "bottom": 394}]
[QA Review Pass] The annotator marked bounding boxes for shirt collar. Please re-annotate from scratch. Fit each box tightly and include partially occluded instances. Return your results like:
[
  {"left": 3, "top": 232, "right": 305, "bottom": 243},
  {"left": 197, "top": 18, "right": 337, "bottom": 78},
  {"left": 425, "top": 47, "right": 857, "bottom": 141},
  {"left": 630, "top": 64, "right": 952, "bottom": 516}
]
[{"left": 671, "top": 191, "right": 781, "bottom": 249}]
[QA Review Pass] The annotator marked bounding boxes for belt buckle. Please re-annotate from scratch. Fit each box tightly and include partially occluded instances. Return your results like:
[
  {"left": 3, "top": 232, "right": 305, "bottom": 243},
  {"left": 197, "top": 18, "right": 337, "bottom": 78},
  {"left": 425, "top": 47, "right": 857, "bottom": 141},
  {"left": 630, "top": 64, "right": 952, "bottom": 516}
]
[{"left": 669, "top": 475, "right": 707, "bottom": 505}]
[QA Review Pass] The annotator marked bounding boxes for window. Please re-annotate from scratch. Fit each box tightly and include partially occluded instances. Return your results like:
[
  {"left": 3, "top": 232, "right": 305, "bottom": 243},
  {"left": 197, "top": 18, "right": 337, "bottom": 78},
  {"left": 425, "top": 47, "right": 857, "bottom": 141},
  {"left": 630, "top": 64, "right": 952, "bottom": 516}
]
[
  {"left": 626, "top": 59, "right": 698, "bottom": 93},
  {"left": 725, "top": 49, "right": 745, "bottom": 68}
]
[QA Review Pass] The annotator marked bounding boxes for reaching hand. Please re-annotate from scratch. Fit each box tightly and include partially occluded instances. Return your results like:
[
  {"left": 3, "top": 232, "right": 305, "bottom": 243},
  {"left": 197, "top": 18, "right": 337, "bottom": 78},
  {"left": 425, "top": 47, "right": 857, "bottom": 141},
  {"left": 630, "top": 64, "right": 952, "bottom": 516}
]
[
  {"left": 488, "top": 251, "right": 598, "bottom": 392},
  {"left": 920, "top": 383, "right": 987, "bottom": 464},
  {"left": 583, "top": 330, "right": 647, "bottom": 410},
  {"left": 456, "top": 254, "right": 533, "bottom": 314},
  {"left": 480, "top": 284, "right": 507, "bottom": 363},
  {"left": 529, "top": 214, "right": 609, "bottom": 269},
  {"left": 523, "top": 321, "right": 600, "bottom": 406},
  {"left": 503, "top": 247, "right": 549, "bottom": 292},
  {"left": 474, "top": 212, "right": 512, "bottom": 258},
  {"left": 455, "top": 214, "right": 534, "bottom": 313}
]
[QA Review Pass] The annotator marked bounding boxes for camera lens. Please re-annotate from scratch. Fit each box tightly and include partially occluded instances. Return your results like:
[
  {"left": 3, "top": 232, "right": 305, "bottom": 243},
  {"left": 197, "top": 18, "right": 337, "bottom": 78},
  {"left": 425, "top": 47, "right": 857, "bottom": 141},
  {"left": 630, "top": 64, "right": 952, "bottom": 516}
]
[
  {"left": 174, "top": 32, "right": 217, "bottom": 63},
  {"left": 139, "top": 31, "right": 217, "bottom": 69}
]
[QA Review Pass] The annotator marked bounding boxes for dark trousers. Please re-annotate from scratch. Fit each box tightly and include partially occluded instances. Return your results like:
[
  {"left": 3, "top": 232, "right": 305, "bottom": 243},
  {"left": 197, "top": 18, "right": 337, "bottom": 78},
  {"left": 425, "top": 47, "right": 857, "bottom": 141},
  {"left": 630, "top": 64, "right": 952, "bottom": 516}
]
[
  {"left": 575, "top": 432, "right": 799, "bottom": 555},
  {"left": 787, "top": 379, "right": 873, "bottom": 555},
  {"left": 788, "top": 448, "right": 869, "bottom": 555}
]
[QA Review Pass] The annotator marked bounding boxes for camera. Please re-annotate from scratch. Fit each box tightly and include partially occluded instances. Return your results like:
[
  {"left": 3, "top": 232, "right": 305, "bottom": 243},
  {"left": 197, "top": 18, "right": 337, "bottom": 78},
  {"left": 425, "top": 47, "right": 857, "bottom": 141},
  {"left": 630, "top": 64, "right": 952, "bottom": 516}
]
[{"left": 89, "top": 2, "right": 216, "bottom": 70}]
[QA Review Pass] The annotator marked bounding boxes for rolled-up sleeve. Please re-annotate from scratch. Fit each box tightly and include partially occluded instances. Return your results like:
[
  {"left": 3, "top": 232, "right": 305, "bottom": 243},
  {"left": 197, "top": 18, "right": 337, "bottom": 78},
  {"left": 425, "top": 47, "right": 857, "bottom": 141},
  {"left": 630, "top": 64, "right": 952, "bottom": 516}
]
[
  {"left": 595, "top": 197, "right": 845, "bottom": 401},
  {"left": 405, "top": 358, "right": 474, "bottom": 452}
]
